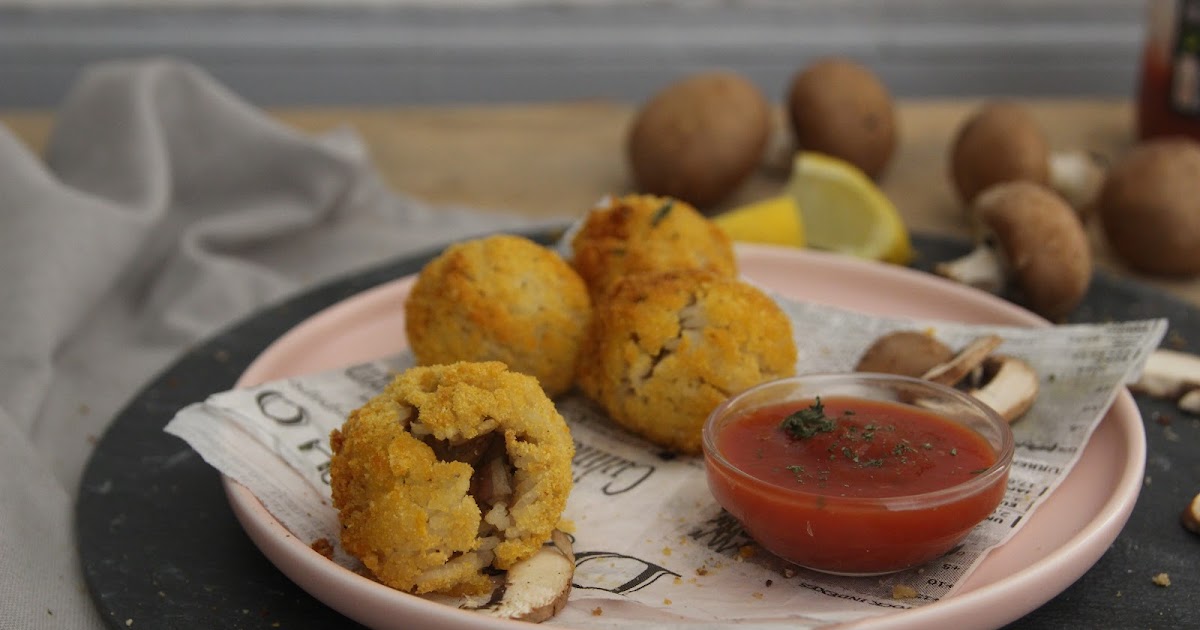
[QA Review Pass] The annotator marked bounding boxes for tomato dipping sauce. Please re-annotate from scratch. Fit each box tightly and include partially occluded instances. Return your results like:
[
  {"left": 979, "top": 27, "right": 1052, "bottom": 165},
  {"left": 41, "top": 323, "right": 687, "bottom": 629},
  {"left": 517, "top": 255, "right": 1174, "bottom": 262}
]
[
  {"left": 721, "top": 397, "right": 996, "bottom": 498},
  {"left": 703, "top": 374, "right": 1013, "bottom": 576}
]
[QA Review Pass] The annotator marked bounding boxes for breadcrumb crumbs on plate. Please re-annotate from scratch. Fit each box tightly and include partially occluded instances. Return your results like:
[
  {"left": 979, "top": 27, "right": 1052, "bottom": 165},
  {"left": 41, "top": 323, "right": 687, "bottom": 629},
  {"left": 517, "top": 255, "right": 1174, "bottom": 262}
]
[
  {"left": 310, "top": 537, "right": 334, "bottom": 560},
  {"left": 664, "top": 598, "right": 672, "bottom": 605},
  {"left": 1152, "top": 572, "right": 1171, "bottom": 587},
  {"left": 892, "top": 584, "right": 920, "bottom": 599},
  {"left": 591, "top": 607, "right": 603, "bottom": 616},
  {"left": 738, "top": 545, "right": 757, "bottom": 559},
  {"left": 696, "top": 567, "right": 709, "bottom": 576},
  {"left": 752, "top": 592, "right": 764, "bottom": 600},
  {"left": 765, "top": 579, "right": 774, "bottom": 587},
  {"left": 674, "top": 576, "right": 683, "bottom": 585},
  {"left": 783, "top": 568, "right": 796, "bottom": 578},
  {"left": 662, "top": 546, "right": 672, "bottom": 556}
]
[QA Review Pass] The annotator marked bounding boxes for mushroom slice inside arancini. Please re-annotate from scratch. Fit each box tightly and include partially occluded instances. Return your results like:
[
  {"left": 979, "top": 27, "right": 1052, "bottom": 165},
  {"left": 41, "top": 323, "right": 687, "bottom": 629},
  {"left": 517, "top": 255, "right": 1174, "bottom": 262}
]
[
  {"left": 419, "top": 431, "right": 518, "bottom": 537},
  {"left": 477, "top": 530, "right": 576, "bottom": 622}
]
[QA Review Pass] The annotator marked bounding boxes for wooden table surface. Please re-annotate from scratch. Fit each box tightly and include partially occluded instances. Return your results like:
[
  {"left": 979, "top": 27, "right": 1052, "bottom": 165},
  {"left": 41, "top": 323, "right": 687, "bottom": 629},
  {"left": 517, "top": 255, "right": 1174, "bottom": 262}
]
[{"left": 6, "top": 98, "right": 1200, "bottom": 310}]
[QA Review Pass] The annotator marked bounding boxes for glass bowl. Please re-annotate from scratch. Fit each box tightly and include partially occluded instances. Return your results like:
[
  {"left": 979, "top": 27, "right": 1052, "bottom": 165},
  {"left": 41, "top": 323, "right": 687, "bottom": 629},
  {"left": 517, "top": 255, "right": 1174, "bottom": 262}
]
[{"left": 702, "top": 372, "right": 1014, "bottom": 576}]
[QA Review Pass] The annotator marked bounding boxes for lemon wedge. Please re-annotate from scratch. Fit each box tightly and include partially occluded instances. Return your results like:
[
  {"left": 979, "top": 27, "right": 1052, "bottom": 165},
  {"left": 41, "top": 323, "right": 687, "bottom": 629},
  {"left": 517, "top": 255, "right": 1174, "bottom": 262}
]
[
  {"left": 714, "top": 195, "right": 806, "bottom": 248},
  {"left": 787, "top": 152, "right": 913, "bottom": 265}
]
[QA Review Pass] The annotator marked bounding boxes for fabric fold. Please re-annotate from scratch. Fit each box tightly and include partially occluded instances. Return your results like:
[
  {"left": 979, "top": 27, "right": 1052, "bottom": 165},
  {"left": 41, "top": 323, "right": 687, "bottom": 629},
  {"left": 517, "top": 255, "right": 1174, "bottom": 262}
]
[{"left": 0, "top": 57, "right": 550, "bottom": 629}]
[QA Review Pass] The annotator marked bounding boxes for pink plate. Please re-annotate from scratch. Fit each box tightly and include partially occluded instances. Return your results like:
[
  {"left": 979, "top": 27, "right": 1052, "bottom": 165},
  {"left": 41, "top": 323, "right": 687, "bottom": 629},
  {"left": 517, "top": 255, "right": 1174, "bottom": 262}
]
[{"left": 223, "top": 243, "right": 1145, "bottom": 630}]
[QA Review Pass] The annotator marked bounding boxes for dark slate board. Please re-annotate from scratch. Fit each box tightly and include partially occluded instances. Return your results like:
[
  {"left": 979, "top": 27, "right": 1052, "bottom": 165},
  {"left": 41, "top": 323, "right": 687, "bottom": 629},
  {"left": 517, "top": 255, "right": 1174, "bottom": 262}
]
[{"left": 76, "top": 232, "right": 1199, "bottom": 630}]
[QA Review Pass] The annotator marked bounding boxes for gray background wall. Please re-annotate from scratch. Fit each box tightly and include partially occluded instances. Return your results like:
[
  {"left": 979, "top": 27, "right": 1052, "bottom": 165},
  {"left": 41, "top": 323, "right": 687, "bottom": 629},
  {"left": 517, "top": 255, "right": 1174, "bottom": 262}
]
[{"left": 0, "top": 0, "right": 1146, "bottom": 109}]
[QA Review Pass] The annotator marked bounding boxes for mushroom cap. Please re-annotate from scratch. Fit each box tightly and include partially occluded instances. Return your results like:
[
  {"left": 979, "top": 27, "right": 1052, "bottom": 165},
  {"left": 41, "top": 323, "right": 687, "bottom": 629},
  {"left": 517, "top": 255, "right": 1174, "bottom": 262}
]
[
  {"left": 627, "top": 71, "right": 771, "bottom": 208},
  {"left": 786, "top": 57, "right": 897, "bottom": 179},
  {"left": 855, "top": 331, "right": 954, "bottom": 378},
  {"left": 950, "top": 101, "right": 1051, "bottom": 204},
  {"left": 1097, "top": 138, "right": 1200, "bottom": 276},
  {"left": 974, "top": 181, "right": 1092, "bottom": 320}
]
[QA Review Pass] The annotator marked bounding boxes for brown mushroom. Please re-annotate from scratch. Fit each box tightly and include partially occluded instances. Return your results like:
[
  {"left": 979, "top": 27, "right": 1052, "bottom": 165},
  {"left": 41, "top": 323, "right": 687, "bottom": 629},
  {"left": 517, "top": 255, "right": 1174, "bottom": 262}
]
[
  {"left": 917, "top": 335, "right": 1040, "bottom": 423},
  {"left": 786, "top": 57, "right": 897, "bottom": 180},
  {"left": 1096, "top": 137, "right": 1200, "bottom": 276},
  {"left": 934, "top": 181, "right": 1092, "bottom": 321},
  {"left": 864, "top": 331, "right": 1032, "bottom": 424},
  {"left": 854, "top": 330, "right": 955, "bottom": 378},
  {"left": 949, "top": 101, "right": 1106, "bottom": 214},
  {"left": 627, "top": 71, "right": 771, "bottom": 208},
  {"left": 857, "top": 332, "right": 1039, "bottom": 423}
]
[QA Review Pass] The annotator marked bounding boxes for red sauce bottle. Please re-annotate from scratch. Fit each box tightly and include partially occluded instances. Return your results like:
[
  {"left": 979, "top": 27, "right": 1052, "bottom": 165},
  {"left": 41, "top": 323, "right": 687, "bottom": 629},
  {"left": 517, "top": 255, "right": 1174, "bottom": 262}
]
[{"left": 1138, "top": 0, "right": 1200, "bottom": 141}]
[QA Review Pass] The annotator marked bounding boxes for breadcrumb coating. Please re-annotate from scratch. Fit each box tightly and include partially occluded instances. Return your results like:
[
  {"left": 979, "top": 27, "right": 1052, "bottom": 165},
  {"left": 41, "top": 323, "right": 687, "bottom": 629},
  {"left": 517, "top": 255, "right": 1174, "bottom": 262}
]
[
  {"left": 570, "top": 194, "right": 736, "bottom": 300},
  {"left": 405, "top": 234, "right": 591, "bottom": 397},
  {"left": 576, "top": 270, "right": 797, "bottom": 453},
  {"left": 329, "top": 361, "right": 575, "bottom": 596}
]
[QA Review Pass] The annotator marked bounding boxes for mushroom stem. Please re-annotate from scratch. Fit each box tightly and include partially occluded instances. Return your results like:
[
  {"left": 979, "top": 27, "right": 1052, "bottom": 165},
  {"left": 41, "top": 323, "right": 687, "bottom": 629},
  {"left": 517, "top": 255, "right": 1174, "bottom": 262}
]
[
  {"left": 933, "top": 244, "right": 1005, "bottom": 294},
  {"left": 1049, "top": 150, "right": 1106, "bottom": 214},
  {"left": 761, "top": 122, "right": 798, "bottom": 175}
]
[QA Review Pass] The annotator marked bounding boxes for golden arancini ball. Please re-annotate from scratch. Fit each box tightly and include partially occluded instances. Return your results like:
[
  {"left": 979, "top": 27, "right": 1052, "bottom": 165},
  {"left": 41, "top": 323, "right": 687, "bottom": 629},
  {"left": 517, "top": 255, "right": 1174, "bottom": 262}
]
[
  {"left": 569, "top": 194, "right": 736, "bottom": 300},
  {"left": 576, "top": 270, "right": 796, "bottom": 454},
  {"left": 405, "top": 234, "right": 591, "bottom": 397},
  {"left": 329, "top": 361, "right": 574, "bottom": 596}
]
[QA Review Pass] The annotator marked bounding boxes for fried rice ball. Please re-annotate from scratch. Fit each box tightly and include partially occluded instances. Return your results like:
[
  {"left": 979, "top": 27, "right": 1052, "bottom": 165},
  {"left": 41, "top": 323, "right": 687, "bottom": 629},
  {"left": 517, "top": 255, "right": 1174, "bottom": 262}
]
[
  {"left": 329, "top": 361, "right": 575, "bottom": 596},
  {"left": 404, "top": 234, "right": 591, "bottom": 398},
  {"left": 569, "top": 194, "right": 736, "bottom": 300},
  {"left": 576, "top": 269, "right": 797, "bottom": 454}
]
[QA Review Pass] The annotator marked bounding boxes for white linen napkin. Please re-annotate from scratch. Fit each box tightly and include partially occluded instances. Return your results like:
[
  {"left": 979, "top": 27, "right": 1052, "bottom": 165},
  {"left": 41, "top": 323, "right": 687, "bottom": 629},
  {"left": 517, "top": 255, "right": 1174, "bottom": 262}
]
[{"left": 0, "top": 57, "right": 549, "bottom": 630}]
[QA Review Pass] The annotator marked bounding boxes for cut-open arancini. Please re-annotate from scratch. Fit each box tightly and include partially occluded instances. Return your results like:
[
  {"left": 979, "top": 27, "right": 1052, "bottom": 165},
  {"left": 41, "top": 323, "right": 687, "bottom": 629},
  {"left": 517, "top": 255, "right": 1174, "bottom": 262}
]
[{"left": 329, "top": 361, "right": 574, "bottom": 597}]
